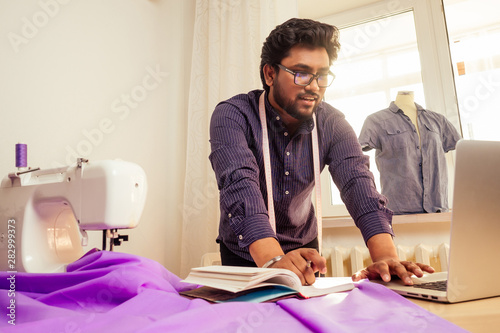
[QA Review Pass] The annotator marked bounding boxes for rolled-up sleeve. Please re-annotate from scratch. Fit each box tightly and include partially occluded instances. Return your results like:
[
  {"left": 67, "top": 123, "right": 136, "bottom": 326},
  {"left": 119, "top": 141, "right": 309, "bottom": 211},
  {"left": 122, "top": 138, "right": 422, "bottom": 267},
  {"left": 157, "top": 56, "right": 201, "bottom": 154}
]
[
  {"left": 358, "top": 115, "right": 380, "bottom": 152},
  {"left": 441, "top": 116, "right": 462, "bottom": 152}
]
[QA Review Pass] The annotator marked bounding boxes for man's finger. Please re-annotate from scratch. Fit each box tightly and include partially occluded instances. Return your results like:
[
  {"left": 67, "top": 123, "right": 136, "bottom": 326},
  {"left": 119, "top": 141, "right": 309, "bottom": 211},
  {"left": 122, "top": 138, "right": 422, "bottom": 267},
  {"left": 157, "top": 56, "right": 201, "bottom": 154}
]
[
  {"left": 387, "top": 261, "right": 414, "bottom": 285},
  {"left": 298, "top": 248, "right": 327, "bottom": 275},
  {"left": 414, "top": 263, "right": 435, "bottom": 275},
  {"left": 290, "top": 255, "right": 316, "bottom": 285},
  {"left": 370, "top": 261, "right": 392, "bottom": 282}
]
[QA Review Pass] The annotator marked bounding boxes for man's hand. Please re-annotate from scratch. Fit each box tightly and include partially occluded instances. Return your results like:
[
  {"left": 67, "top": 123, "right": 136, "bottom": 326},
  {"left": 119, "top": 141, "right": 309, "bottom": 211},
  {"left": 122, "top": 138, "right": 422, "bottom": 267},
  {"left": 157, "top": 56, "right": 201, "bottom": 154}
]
[
  {"left": 269, "top": 248, "right": 327, "bottom": 286},
  {"left": 249, "top": 237, "right": 327, "bottom": 286},
  {"left": 352, "top": 258, "right": 435, "bottom": 285},
  {"left": 353, "top": 233, "right": 435, "bottom": 285}
]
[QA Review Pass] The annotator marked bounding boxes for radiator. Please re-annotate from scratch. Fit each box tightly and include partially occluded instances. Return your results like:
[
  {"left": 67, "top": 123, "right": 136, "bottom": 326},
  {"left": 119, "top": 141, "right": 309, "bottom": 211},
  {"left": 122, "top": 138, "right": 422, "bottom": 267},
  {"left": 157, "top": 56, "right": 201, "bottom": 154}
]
[{"left": 324, "top": 243, "right": 450, "bottom": 277}]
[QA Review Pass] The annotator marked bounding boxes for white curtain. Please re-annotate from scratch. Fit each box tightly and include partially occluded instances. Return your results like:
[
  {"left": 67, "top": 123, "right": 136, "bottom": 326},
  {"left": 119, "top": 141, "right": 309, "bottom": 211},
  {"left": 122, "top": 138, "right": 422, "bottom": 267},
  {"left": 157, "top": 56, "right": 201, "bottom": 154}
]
[{"left": 180, "top": 0, "right": 298, "bottom": 277}]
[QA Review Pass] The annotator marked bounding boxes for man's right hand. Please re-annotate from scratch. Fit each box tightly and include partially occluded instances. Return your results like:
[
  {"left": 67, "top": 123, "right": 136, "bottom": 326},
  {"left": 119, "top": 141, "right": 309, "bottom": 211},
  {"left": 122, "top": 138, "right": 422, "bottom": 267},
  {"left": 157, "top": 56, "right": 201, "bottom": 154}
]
[
  {"left": 249, "top": 237, "right": 327, "bottom": 285},
  {"left": 270, "top": 248, "right": 327, "bottom": 285}
]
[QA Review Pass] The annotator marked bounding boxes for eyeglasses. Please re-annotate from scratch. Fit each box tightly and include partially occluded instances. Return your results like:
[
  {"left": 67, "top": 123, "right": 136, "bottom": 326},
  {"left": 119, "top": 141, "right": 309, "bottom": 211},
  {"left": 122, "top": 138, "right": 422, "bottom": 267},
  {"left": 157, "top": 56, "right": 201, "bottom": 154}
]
[{"left": 276, "top": 64, "right": 335, "bottom": 88}]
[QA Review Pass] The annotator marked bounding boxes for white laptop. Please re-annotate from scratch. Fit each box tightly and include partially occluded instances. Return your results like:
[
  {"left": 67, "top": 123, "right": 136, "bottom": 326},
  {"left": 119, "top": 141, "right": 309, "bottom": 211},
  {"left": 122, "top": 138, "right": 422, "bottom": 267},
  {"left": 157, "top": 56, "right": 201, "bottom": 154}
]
[{"left": 376, "top": 139, "right": 500, "bottom": 303}]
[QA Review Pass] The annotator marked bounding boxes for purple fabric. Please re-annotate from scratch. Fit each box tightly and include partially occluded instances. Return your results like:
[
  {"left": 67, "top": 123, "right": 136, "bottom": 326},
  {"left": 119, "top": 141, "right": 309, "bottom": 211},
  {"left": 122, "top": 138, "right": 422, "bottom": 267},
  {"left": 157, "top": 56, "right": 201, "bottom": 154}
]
[{"left": 0, "top": 251, "right": 466, "bottom": 332}]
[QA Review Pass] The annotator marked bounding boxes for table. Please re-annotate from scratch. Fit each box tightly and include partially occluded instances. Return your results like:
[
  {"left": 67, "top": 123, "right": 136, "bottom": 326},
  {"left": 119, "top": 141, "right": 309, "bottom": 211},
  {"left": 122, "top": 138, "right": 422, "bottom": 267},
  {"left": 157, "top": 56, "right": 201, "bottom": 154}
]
[{"left": 410, "top": 296, "right": 500, "bottom": 332}]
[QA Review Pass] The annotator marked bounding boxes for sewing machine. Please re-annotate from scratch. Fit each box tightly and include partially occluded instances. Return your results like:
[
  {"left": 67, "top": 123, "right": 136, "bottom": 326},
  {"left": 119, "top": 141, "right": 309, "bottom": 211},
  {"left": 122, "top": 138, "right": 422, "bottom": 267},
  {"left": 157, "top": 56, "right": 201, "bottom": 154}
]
[{"left": 0, "top": 158, "right": 147, "bottom": 273}]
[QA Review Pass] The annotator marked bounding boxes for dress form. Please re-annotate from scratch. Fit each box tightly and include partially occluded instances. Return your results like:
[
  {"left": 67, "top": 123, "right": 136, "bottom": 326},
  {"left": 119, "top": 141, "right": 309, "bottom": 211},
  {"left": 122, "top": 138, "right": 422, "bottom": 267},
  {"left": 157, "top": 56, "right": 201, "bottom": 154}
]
[{"left": 395, "top": 91, "right": 420, "bottom": 139}]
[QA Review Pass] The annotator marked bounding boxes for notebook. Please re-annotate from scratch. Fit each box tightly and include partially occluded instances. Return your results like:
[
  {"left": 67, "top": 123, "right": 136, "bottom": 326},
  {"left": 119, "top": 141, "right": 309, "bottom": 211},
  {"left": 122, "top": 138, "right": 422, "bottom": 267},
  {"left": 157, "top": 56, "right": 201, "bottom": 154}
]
[{"left": 375, "top": 139, "right": 500, "bottom": 303}]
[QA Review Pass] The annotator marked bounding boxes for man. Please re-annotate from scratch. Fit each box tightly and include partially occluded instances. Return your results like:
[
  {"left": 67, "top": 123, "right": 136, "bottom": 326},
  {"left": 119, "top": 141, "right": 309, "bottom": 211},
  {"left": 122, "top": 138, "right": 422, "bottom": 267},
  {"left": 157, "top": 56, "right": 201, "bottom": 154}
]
[{"left": 209, "top": 18, "right": 433, "bottom": 286}]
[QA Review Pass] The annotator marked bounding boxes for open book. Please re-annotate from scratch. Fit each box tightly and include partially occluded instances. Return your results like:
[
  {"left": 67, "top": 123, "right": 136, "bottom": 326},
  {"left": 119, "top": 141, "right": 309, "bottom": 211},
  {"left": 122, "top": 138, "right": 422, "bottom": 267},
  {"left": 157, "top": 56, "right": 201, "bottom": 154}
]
[{"left": 180, "top": 265, "right": 355, "bottom": 302}]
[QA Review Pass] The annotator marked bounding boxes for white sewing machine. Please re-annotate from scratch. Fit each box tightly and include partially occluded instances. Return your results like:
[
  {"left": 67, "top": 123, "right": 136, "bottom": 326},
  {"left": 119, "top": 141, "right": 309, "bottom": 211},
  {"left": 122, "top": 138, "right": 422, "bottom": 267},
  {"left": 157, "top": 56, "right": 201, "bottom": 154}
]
[{"left": 0, "top": 158, "right": 147, "bottom": 273}]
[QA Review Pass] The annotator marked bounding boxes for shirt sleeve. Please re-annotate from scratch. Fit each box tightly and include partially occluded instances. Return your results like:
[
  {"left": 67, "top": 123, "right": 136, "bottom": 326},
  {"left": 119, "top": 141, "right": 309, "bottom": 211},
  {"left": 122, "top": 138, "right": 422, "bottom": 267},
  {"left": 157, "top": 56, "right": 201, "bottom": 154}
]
[
  {"left": 440, "top": 116, "right": 462, "bottom": 152},
  {"left": 358, "top": 115, "right": 380, "bottom": 152},
  {"left": 208, "top": 101, "right": 276, "bottom": 249},
  {"left": 322, "top": 108, "right": 394, "bottom": 243}
]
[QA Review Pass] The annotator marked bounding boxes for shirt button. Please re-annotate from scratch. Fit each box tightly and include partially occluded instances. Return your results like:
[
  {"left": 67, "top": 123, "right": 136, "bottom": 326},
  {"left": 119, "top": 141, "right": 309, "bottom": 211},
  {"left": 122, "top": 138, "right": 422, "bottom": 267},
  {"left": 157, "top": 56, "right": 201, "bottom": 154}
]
[
  {"left": 276, "top": 116, "right": 280, "bottom": 120},
  {"left": 417, "top": 146, "right": 420, "bottom": 149},
  {"left": 285, "top": 171, "right": 289, "bottom": 176},
  {"left": 228, "top": 213, "right": 232, "bottom": 218},
  {"left": 285, "top": 190, "right": 289, "bottom": 195},
  {"left": 284, "top": 132, "right": 289, "bottom": 137},
  {"left": 286, "top": 152, "right": 290, "bottom": 156},
  {"left": 238, "top": 235, "right": 243, "bottom": 240}
]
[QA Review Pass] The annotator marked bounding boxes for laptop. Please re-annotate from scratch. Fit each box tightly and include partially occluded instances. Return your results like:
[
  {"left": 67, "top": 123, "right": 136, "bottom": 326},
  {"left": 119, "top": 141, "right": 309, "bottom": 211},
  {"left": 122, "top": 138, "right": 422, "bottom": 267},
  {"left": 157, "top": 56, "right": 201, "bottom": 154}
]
[{"left": 375, "top": 139, "right": 500, "bottom": 303}]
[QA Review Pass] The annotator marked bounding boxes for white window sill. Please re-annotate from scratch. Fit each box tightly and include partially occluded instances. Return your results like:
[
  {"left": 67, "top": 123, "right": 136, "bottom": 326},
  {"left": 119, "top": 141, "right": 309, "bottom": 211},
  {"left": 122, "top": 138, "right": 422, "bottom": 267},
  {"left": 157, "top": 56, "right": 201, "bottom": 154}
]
[{"left": 323, "top": 212, "right": 452, "bottom": 228}]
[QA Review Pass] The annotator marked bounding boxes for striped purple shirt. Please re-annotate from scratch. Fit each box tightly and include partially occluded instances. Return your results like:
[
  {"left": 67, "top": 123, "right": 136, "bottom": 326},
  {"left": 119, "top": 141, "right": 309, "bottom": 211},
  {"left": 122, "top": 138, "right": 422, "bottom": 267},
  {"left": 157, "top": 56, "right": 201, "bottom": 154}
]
[{"left": 209, "top": 90, "right": 393, "bottom": 261}]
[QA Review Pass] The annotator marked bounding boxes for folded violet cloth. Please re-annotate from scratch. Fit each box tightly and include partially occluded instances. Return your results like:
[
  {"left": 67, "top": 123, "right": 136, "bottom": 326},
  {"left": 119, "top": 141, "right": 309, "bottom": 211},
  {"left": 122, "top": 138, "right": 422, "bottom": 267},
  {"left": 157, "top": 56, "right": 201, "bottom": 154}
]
[{"left": 0, "top": 250, "right": 467, "bottom": 332}]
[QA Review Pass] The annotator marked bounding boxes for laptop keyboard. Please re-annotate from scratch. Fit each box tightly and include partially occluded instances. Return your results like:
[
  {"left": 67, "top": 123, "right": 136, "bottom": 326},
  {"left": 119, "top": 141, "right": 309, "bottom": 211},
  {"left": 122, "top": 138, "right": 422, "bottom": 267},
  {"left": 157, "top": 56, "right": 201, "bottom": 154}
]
[{"left": 412, "top": 280, "right": 447, "bottom": 291}]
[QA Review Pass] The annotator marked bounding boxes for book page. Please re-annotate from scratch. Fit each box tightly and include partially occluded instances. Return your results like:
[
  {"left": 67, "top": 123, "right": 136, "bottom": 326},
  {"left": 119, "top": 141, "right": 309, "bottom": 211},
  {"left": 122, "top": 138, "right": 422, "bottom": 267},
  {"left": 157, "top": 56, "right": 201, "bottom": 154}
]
[
  {"left": 300, "top": 277, "right": 355, "bottom": 298},
  {"left": 183, "top": 266, "right": 301, "bottom": 293}
]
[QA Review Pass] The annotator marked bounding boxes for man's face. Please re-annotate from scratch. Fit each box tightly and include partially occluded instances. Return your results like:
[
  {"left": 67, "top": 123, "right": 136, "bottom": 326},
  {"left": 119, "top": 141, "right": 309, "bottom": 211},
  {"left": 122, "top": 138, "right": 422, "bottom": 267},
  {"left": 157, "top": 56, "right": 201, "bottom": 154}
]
[{"left": 267, "top": 45, "right": 330, "bottom": 123}]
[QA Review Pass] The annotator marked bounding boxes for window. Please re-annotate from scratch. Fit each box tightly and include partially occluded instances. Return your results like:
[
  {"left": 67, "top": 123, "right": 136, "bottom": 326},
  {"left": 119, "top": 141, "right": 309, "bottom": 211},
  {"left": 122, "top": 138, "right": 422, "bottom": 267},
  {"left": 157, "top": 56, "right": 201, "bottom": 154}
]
[
  {"left": 444, "top": 0, "right": 500, "bottom": 141},
  {"left": 319, "top": 0, "right": 458, "bottom": 217}
]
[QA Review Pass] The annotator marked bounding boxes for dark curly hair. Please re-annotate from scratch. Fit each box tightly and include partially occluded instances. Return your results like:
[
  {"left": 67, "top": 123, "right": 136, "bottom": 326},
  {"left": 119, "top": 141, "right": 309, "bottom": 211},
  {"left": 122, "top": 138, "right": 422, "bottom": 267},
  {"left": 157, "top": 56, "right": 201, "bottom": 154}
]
[{"left": 260, "top": 18, "right": 341, "bottom": 92}]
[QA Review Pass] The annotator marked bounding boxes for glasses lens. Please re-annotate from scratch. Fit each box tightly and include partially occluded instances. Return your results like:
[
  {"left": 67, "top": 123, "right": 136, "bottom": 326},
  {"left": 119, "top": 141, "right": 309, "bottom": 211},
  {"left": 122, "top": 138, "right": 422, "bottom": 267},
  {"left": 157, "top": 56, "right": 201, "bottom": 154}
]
[
  {"left": 317, "top": 74, "right": 335, "bottom": 87},
  {"left": 294, "top": 72, "right": 314, "bottom": 85},
  {"left": 317, "top": 74, "right": 330, "bottom": 87}
]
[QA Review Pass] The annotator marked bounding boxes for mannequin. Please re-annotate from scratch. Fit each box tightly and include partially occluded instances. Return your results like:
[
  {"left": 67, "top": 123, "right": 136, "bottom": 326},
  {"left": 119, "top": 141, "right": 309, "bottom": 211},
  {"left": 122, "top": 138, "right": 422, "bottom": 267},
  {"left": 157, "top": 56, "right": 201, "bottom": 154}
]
[
  {"left": 359, "top": 91, "right": 462, "bottom": 214},
  {"left": 394, "top": 91, "right": 420, "bottom": 139}
]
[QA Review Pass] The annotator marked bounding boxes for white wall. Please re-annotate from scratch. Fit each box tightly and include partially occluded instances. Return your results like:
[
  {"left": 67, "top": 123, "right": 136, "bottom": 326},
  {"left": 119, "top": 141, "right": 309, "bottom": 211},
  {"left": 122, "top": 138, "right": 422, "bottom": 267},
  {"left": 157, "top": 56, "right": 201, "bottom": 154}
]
[{"left": 0, "top": 0, "right": 195, "bottom": 276}]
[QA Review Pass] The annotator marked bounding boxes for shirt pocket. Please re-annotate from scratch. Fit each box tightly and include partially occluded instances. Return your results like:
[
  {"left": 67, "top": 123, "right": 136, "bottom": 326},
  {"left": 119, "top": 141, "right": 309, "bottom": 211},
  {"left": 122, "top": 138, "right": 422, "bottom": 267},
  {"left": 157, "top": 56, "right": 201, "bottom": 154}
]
[
  {"left": 385, "top": 126, "right": 412, "bottom": 149},
  {"left": 423, "top": 122, "right": 441, "bottom": 137},
  {"left": 422, "top": 122, "right": 443, "bottom": 148}
]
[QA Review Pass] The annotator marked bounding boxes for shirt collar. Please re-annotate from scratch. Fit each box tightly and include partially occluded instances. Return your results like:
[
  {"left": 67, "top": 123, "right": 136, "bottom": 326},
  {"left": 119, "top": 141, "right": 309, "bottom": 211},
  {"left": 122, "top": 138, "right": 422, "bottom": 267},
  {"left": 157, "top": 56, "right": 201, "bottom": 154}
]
[{"left": 389, "top": 101, "right": 427, "bottom": 114}]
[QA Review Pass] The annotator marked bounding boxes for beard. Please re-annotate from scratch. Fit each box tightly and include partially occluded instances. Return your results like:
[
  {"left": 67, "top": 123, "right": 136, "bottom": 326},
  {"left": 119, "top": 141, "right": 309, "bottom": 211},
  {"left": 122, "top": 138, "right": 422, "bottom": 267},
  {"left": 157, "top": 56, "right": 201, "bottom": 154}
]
[{"left": 272, "top": 79, "right": 320, "bottom": 121}]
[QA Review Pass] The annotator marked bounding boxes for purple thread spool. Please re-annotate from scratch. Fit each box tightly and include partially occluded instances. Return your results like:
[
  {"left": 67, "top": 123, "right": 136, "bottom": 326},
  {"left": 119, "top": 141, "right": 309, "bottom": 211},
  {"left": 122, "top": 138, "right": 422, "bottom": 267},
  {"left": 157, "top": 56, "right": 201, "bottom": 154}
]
[{"left": 15, "top": 143, "right": 28, "bottom": 168}]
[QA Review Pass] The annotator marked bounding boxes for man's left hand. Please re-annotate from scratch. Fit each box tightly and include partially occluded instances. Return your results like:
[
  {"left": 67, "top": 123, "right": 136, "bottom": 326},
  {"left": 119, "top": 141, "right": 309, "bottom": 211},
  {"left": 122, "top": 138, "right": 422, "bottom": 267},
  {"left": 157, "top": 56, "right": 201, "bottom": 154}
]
[{"left": 352, "top": 258, "right": 435, "bottom": 285}]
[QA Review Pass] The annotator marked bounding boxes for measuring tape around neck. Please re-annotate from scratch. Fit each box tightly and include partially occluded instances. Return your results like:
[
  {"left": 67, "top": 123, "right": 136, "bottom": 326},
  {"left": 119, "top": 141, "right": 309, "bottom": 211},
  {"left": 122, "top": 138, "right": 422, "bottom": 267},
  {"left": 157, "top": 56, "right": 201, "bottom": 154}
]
[{"left": 258, "top": 92, "right": 323, "bottom": 254}]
